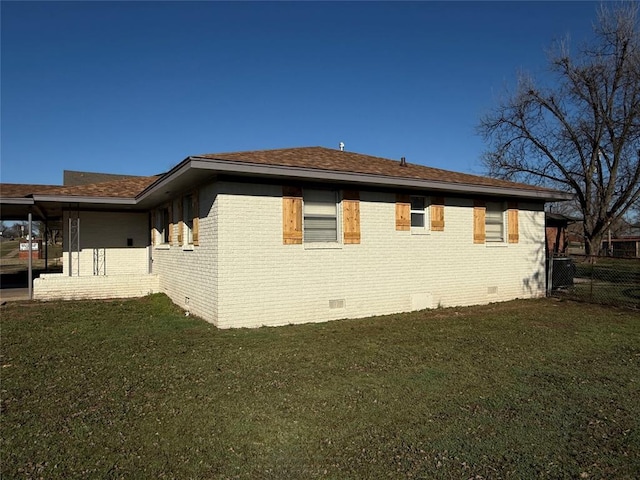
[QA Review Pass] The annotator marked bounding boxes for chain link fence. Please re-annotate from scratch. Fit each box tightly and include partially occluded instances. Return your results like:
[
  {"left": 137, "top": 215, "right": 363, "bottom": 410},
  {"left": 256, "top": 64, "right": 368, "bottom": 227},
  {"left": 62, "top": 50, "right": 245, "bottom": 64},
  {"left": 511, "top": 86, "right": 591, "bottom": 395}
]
[{"left": 548, "top": 254, "right": 640, "bottom": 309}]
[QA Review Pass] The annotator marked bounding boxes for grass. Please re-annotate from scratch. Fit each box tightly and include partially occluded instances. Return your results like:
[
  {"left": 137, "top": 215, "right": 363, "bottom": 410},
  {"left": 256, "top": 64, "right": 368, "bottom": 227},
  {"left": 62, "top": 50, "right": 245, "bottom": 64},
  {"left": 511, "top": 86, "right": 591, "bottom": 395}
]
[
  {"left": 574, "top": 257, "right": 640, "bottom": 284},
  {"left": 2, "top": 295, "right": 639, "bottom": 479},
  {"left": 0, "top": 240, "right": 20, "bottom": 257},
  {"left": 569, "top": 257, "right": 640, "bottom": 308}
]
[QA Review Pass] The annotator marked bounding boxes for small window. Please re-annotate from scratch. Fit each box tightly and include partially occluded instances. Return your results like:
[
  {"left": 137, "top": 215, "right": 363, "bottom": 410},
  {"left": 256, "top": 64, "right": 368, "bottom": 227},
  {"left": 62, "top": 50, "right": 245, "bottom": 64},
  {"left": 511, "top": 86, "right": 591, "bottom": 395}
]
[
  {"left": 155, "top": 207, "right": 170, "bottom": 244},
  {"left": 183, "top": 194, "right": 194, "bottom": 245},
  {"left": 410, "top": 196, "right": 428, "bottom": 231},
  {"left": 304, "top": 189, "right": 338, "bottom": 243},
  {"left": 485, "top": 202, "right": 505, "bottom": 242}
]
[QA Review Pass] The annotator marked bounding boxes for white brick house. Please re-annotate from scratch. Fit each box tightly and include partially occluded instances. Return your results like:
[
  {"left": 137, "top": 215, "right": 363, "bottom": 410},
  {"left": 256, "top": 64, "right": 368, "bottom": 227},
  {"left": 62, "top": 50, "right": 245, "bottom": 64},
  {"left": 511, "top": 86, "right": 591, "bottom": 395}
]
[{"left": 0, "top": 147, "right": 570, "bottom": 328}]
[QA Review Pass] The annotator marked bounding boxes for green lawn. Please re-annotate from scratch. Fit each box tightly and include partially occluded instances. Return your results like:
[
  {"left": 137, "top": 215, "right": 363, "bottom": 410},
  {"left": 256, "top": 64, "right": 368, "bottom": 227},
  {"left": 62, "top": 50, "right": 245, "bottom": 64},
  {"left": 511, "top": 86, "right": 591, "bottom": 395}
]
[
  {"left": 2, "top": 295, "right": 639, "bottom": 479},
  {"left": 570, "top": 257, "right": 640, "bottom": 308},
  {"left": 0, "top": 240, "right": 19, "bottom": 257}
]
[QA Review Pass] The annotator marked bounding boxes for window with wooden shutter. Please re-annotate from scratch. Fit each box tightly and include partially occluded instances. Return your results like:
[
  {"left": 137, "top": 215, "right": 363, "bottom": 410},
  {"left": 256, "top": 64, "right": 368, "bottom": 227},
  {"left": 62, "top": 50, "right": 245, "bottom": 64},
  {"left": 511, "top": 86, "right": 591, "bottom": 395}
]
[
  {"left": 182, "top": 193, "right": 196, "bottom": 246},
  {"left": 154, "top": 207, "right": 170, "bottom": 244},
  {"left": 192, "top": 192, "right": 200, "bottom": 246},
  {"left": 168, "top": 203, "right": 174, "bottom": 245},
  {"left": 431, "top": 196, "right": 445, "bottom": 231},
  {"left": 283, "top": 186, "right": 303, "bottom": 244},
  {"left": 508, "top": 202, "right": 519, "bottom": 243},
  {"left": 150, "top": 210, "right": 156, "bottom": 246},
  {"left": 177, "top": 197, "right": 184, "bottom": 246},
  {"left": 342, "top": 190, "right": 360, "bottom": 244},
  {"left": 396, "top": 194, "right": 410, "bottom": 231},
  {"left": 473, "top": 200, "right": 486, "bottom": 244}
]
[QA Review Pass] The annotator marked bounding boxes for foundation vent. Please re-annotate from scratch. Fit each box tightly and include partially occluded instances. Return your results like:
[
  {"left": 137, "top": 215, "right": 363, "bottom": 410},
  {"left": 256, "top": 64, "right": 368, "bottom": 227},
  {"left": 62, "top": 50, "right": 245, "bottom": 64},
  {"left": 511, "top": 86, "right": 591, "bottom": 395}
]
[
  {"left": 487, "top": 286, "right": 498, "bottom": 295},
  {"left": 329, "top": 299, "right": 346, "bottom": 309}
]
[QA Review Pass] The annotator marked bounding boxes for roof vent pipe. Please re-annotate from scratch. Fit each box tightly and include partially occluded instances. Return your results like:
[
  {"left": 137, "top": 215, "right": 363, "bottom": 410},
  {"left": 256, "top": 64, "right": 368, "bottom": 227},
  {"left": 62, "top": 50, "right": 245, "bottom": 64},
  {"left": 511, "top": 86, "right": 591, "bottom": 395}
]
[
  {"left": 400, "top": 156, "right": 407, "bottom": 166},
  {"left": 339, "top": 142, "right": 345, "bottom": 151}
]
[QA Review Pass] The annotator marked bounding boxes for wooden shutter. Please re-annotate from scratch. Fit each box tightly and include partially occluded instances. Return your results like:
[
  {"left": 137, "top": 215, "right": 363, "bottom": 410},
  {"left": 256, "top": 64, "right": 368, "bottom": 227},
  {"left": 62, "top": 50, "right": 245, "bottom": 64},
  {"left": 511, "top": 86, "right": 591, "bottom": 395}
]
[
  {"left": 192, "top": 192, "right": 200, "bottom": 246},
  {"left": 177, "top": 197, "right": 184, "bottom": 246},
  {"left": 508, "top": 202, "right": 519, "bottom": 244},
  {"left": 283, "top": 186, "right": 303, "bottom": 244},
  {"left": 342, "top": 190, "right": 361, "bottom": 244},
  {"left": 395, "top": 194, "right": 410, "bottom": 231},
  {"left": 168, "top": 204, "right": 174, "bottom": 245},
  {"left": 473, "top": 200, "right": 486, "bottom": 244},
  {"left": 151, "top": 210, "right": 156, "bottom": 246},
  {"left": 431, "top": 196, "right": 445, "bottom": 231}
]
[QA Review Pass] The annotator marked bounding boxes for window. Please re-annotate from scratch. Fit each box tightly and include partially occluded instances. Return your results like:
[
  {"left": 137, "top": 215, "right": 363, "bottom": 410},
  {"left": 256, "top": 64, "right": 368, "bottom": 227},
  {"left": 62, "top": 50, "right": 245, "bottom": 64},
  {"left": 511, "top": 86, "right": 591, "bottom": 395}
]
[
  {"left": 155, "top": 207, "right": 170, "bottom": 244},
  {"left": 183, "top": 194, "right": 194, "bottom": 245},
  {"left": 304, "top": 189, "right": 338, "bottom": 242},
  {"left": 410, "top": 196, "right": 427, "bottom": 230},
  {"left": 485, "top": 201, "right": 505, "bottom": 242}
]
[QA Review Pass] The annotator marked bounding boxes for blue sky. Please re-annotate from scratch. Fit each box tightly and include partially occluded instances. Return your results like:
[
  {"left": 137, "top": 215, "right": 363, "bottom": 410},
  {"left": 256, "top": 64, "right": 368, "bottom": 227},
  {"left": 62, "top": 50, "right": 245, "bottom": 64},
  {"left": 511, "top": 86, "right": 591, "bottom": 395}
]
[{"left": 1, "top": 1, "right": 599, "bottom": 185}]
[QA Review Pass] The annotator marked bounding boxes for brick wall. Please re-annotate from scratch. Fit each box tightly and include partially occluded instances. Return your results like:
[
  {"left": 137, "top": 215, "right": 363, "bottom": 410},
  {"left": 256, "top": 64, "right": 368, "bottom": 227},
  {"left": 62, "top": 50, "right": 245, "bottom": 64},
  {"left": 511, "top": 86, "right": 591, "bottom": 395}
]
[
  {"left": 211, "top": 182, "right": 546, "bottom": 328},
  {"left": 34, "top": 211, "right": 157, "bottom": 302},
  {"left": 150, "top": 183, "right": 218, "bottom": 322},
  {"left": 51, "top": 182, "right": 547, "bottom": 328},
  {"left": 33, "top": 273, "right": 160, "bottom": 300}
]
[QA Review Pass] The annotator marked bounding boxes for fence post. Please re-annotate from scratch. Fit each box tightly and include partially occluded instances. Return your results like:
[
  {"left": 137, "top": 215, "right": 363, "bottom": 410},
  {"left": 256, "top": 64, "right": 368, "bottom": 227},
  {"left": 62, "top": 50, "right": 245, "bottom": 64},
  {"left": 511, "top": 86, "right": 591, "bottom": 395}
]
[{"left": 589, "top": 256, "right": 594, "bottom": 302}]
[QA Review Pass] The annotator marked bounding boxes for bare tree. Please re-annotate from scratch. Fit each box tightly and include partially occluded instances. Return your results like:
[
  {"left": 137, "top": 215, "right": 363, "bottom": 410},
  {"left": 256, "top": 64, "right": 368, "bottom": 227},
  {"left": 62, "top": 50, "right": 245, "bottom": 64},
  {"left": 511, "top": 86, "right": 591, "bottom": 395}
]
[{"left": 479, "top": 4, "right": 640, "bottom": 255}]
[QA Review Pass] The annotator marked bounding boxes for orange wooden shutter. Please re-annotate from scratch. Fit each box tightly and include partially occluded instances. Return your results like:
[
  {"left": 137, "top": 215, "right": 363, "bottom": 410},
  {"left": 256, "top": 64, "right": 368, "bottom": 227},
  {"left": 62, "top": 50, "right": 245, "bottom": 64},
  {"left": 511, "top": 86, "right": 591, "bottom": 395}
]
[
  {"left": 473, "top": 200, "right": 486, "bottom": 244},
  {"left": 192, "top": 192, "right": 200, "bottom": 246},
  {"left": 508, "top": 202, "right": 519, "bottom": 243},
  {"left": 395, "top": 194, "right": 410, "bottom": 231},
  {"left": 342, "top": 190, "right": 361, "bottom": 244},
  {"left": 168, "top": 204, "right": 174, "bottom": 245},
  {"left": 177, "top": 197, "right": 184, "bottom": 246},
  {"left": 151, "top": 210, "right": 156, "bottom": 246},
  {"left": 283, "top": 186, "right": 303, "bottom": 244},
  {"left": 431, "top": 196, "right": 445, "bottom": 231}
]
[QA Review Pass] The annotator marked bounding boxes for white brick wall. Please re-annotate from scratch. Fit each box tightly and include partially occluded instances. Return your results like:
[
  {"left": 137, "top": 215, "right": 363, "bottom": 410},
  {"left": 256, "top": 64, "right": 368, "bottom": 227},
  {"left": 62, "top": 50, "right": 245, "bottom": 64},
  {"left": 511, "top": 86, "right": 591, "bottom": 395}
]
[
  {"left": 34, "top": 211, "right": 156, "bottom": 302},
  {"left": 34, "top": 273, "right": 160, "bottom": 300},
  {"left": 46, "top": 182, "right": 547, "bottom": 328},
  {"left": 150, "top": 183, "right": 218, "bottom": 323},
  {"left": 212, "top": 182, "right": 546, "bottom": 328}
]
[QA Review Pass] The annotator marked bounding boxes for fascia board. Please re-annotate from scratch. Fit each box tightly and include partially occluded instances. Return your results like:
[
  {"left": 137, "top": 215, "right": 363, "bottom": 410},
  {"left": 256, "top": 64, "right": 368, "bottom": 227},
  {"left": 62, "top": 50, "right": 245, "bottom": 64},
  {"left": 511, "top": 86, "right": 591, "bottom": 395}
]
[
  {"left": 31, "top": 195, "right": 137, "bottom": 205},
  {"left": 0, "top": 198, "right": 35, "bottom": 205}
]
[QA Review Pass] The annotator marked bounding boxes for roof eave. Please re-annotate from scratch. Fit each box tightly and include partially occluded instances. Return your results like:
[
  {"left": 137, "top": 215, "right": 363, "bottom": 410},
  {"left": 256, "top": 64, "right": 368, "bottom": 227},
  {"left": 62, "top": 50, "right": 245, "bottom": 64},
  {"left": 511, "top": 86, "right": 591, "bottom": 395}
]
[
  {"left": 187, "top": 157, "right": 572, "bottom": 202},
  {"left": 31, "top": 195, "right": 137, "bottom": 205},
  {"left": 0, "top": 198, "right": 36, "bottom": 205}
]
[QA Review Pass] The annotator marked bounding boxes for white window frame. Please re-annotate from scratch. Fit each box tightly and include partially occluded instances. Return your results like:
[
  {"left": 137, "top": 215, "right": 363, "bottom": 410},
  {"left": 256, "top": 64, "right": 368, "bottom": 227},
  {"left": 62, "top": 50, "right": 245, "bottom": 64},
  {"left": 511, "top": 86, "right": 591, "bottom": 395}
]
[
  {"left": 410, "top": 196, "right": 429, "bottom": 234},
  {"left": 485, "top": 201, "right": 506, "bottom": 243},
  {"left": 303, "top": 189, "right": 340, "bottom": 246}
]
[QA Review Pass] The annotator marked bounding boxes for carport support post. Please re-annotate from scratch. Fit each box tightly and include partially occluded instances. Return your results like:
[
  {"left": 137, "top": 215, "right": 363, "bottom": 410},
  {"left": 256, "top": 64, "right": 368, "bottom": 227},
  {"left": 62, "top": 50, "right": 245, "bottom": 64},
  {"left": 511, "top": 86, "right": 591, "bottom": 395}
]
[
  {"left": 44, "top": 219, "right": 49, "bottom": 272},
  {"left": 28, "top": 212, "right": 33, "bottom": 300}
]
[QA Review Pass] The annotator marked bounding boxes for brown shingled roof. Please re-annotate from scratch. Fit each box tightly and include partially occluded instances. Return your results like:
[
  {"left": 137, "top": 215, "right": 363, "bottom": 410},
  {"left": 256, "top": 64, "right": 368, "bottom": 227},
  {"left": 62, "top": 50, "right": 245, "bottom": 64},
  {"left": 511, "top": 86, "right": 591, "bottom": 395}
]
[
  {"left": 0, "top": 183, "right": 64, "bottom": 198},
  {"left": 2, "top": 147, "right": 565, "bottom": 205},
  {"left": 195, "top": 146, "right": 550, "bottom": 193},
  {"left": 63, "top": 170, "right": 148, "bottom": 187},
  {"left": 0, "top": 176, "right": 159, "bottom": 200},
  {"left": 51, "top": 175, "right": 160, "bottom": 198}
]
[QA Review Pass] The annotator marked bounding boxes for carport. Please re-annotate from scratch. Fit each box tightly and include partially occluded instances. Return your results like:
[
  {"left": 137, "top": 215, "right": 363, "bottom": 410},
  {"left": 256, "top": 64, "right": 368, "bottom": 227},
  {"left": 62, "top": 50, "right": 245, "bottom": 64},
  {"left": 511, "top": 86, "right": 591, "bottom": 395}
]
[
  {"left": 1, "top": 175, "right": 161, "bottom": 301},
  {"left": 0, "top": 184, "right": 65, "bottom": 300}
]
